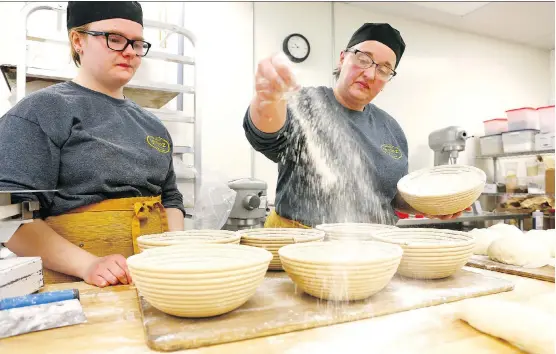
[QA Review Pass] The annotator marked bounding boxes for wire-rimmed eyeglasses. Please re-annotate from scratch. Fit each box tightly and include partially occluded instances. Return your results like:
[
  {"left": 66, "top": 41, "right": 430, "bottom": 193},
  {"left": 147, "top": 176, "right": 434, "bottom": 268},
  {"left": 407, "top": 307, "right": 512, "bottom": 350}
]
[{"left": 345, "top": 48, "right": 397, "bottom": 81}]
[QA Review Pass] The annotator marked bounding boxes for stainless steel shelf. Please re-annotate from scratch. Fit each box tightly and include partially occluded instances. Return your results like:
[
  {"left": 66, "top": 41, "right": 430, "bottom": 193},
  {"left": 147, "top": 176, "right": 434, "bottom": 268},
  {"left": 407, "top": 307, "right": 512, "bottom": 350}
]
[
  {"left": 396, "top": 211, "right": 531, "bottom": 227},
  {"left": 145, "top": 108, "right": 194, "bottom": 123},
  {"left": 0, "top": 64, "right": 194, "bottom": 109},
  {"left": 147, "top": 51, "right": 195, "bottom": 65},
  {"left": 482, "top": 193, "right": 554, "bottom": 197},
  {"left": 476, "top": 149, "right": 555, "bottom": 159},
  {"left": 173, "top": 146, "right": 194, "bottom": 154}
]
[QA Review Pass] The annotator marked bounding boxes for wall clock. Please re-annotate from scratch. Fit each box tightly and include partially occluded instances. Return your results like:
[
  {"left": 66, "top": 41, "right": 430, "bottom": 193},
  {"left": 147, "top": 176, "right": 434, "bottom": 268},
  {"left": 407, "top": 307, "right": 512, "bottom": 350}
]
[{"left": 282, "top": 33, "right": 310, "bottom": 63}]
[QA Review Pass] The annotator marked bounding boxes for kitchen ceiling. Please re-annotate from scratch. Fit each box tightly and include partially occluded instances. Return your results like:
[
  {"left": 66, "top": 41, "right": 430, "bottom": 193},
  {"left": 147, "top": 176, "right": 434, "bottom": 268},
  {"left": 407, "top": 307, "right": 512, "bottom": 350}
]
[{"left": 346, "top": 1, "right": 555, "bottom": 50}]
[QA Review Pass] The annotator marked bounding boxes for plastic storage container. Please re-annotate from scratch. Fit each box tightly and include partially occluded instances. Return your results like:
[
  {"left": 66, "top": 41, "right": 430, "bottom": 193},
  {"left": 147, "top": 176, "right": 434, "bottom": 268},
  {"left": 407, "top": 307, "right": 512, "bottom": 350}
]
[
  {"left": 505, "top": 107, "right": 539, "bottom": 131},
  {"left": 479, "top": 134, "right": 503, "bottom": 156},
  {"left": 503, "top": 161, "right": 519, "bottom": 192},
  {"left": 535, "top": 132, "right": 555, "bottom": 150},
  {"left": 483, "top": 119, "right": 508, "bottom": 135},
  {"left": 501, "top": 129, "right": 538, "bottom": 153},
  {"left": 537, "top": 105, "right": 555, "bottom": 133}
]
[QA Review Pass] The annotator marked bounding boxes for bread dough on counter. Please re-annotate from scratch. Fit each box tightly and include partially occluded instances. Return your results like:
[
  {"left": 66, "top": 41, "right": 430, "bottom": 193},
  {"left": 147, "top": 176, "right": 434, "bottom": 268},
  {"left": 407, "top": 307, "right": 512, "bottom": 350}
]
[
  {"left": 527, "top": 230, "right": 556, "bottom": 258},
  {"left": 488, "top": 223, "right": 524, "bottom": 238},
  {"left": 469, "top": 228, "right": 503, "bottom": 255},
  {"left": 457, "top": 297, "right": 555, "bottom": 354},
  {"left": 487, "top": 236, "right": 551, "bottom": 268}
]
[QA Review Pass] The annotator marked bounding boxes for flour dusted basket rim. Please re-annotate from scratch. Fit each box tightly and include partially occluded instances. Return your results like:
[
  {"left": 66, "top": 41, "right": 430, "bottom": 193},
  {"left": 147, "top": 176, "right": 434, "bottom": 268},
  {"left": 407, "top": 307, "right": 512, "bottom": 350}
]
[
  {"left": 371, "top": 228, "right": 475, "bottom": 248},
  {"left": 279, "top": 241, "right": 403, "bottom": 265},
  {"left": 138, "top": 230, "right": 240, "bottom": 246},
  {"left": 237, "top": 228, "right": 325, "bottom": 242},
  {"left": 315, "top": 222, "right": 397, "bottom": 234},
  {"left": 397, "top": 165, "right": 486, "bottom": 198},
  {"left": 127, "top": 243, "right": 273, "bottom": 273}
]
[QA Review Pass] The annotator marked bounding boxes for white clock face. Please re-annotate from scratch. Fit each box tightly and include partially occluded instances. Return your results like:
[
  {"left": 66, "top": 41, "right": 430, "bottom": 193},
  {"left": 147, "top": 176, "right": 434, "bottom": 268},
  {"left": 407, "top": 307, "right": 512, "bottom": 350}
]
[{"left": 287, "top": 36, "right": 309, "bottom": 59}]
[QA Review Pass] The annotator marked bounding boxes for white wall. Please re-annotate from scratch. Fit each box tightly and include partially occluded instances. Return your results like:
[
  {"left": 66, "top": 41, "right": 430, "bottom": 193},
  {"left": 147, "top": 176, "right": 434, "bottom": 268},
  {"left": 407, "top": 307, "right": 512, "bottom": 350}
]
[
  {"left": 550, "top": 49, "right": 555, "bottom": 105},
  {"left": 334, "top": 3, "right": 552, "bottom": 178},
  {"left": 180, "top": 2, "right": 254, "bottom": 182},
  {"left": 253, "top": 2, "right": 333, "bottom": 202}
]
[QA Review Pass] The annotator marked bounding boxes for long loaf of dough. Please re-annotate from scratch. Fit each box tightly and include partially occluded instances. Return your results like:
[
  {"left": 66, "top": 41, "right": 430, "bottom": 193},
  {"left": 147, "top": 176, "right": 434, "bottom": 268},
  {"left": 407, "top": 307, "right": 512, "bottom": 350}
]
[{"left": 457, "top": 298, "right": 554, "bottom": 354}]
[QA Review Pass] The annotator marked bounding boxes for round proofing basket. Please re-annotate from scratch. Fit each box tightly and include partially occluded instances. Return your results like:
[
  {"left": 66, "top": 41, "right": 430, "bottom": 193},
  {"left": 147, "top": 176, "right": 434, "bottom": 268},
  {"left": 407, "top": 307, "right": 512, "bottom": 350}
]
[
  {"left": 371, "top": 228, "right": 475, "bottom": 279},
  {"left": 278, "top": 241, "right": 403, "bottom": 301},
  {"left": 137, "top": 230, "right": 240, "bottom": 252},
  {"left": 397, "top": 165, "right": 486, "bottom": 215},
  {"left": 127, "top": 243, "right": 272, "bottom": 317},
  {"left": 315, "top": 223, "right": 397, "bottom": 241},
  {"left": 238, "top": 228, "right": 325, "bottom": 271}
]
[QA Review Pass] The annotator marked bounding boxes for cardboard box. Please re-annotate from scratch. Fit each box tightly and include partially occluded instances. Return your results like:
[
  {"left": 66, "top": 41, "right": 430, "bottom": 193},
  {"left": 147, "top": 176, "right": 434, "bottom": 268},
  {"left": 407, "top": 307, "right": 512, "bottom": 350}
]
[
  {"left": 546, "top": 168, "right": 555, "bottom": 194},
  {"left": 0, "top": 257, "right": 43, "bottom": 299}
]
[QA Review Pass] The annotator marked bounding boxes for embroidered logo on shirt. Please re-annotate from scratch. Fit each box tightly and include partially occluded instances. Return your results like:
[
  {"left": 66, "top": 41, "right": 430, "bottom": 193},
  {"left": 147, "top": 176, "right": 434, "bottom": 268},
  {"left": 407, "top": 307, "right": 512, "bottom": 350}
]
[
  {"left": 381, "top": 144, "right": 403, "bottom": 160},
  {"left": 146, "top": 136, "right": 170, "bottom": 153}
]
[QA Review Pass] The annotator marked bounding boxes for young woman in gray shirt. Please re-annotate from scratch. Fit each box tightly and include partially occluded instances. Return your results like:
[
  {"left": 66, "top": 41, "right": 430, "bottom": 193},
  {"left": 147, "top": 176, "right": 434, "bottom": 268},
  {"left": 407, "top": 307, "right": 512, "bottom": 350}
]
[{"left": 0, "top": 2, "right": 185, "bottom": 287}]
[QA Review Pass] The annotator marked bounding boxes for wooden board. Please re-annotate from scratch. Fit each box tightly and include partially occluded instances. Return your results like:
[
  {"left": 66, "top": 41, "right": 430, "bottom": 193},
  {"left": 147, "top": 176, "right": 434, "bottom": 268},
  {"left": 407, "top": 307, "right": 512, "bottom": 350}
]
[
  {"left": 466, "top": 255, "right": 555, "bottom": 283},
  {"left": 138, "top": 270, "right": 514, "bottom": 352}
]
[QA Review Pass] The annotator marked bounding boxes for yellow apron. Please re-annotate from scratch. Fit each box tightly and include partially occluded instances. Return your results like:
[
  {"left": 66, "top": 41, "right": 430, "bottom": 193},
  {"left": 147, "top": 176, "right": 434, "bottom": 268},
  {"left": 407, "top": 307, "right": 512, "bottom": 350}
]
[
  {"left": 264, "top": 210, "right": 310, "bottom": 229},
  {"left": 43, "top": 196, "right": 169, "bottom": 284}
]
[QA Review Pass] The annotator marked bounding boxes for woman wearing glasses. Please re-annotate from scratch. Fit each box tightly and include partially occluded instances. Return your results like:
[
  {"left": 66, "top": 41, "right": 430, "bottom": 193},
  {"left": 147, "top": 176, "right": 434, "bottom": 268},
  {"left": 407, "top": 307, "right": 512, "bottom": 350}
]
[
  {"left": 244, "top": 23, "right": 466, "bottom": 229},
  {"left": 0, "top": 2, "right": 185, "bottom": 287}
]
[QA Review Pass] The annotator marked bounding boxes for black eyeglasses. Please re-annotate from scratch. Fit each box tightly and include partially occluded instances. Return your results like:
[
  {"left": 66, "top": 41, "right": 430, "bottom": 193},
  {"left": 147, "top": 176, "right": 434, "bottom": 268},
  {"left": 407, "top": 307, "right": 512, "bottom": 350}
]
[
  {"left": 345, "top": 48, "right": 397, "bottom": 81},
  {"left": 78, "top": 30, "right": 152, "bottom": 57}
]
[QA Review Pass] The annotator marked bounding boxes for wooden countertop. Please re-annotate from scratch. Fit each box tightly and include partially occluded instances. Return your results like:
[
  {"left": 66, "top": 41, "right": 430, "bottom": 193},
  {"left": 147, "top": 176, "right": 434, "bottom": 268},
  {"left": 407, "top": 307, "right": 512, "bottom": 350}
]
[{"left": 2, "top": 267, "right": 553, "bottom": 354}]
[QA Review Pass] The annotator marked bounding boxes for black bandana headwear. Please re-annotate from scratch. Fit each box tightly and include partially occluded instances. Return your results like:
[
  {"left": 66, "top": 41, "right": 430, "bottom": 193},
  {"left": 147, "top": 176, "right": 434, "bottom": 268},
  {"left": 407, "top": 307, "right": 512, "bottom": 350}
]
[
  {"left": 66, "top": 1, "right": 143, "bottom": 30},
  {"left": 346, "top": 23, "right": 405, "bottom": 68}
]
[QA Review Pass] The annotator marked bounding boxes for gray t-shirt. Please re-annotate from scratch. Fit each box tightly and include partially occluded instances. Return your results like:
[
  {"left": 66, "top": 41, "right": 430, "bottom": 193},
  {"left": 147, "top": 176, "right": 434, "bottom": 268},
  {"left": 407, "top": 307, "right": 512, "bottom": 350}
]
[
  {"left": 0, "top": 81, "right": 185, "bottom": 218},
  {"left": 244, "top": 86, "right": 408, "bottom": 227}
]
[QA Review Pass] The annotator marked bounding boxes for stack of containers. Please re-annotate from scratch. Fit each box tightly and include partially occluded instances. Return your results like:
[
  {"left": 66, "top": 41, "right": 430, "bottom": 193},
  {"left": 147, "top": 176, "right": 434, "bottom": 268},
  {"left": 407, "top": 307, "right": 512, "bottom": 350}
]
[
  {"left": 480, "top": 119, "right": 508, "bottom": 156},
  {"left": 535, "top": 105, "right": 555, "bottom": 150},
  {"left": 502, "top": 107, "right": 539, "bottom": 153}
]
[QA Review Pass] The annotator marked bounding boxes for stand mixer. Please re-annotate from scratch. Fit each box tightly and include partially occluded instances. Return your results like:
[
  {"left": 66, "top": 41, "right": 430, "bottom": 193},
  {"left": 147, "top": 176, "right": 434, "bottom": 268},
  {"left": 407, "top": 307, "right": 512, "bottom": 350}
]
[
  {"left": 223, "top": 178, "right": 268, "bottom": 231},
  {"left": 428, "top": 126, "right": 472, "bottom": 166}
]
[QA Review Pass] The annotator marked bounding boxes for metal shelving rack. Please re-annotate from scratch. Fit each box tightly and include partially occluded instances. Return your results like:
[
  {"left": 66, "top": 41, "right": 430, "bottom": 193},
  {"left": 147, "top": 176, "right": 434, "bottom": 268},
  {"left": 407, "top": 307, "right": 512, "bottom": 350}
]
[
  {"left": 476, "top": 149, "right": 555, "bottom": 185},
  {"left": 475, "top": 148, "right": 555, "bottom": 198},
  {"left": 482, "top": 192, "right": 555, "bottom": 197},
  {"left": 1, "top": 3, "right": 200, "bottom": 215}
]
